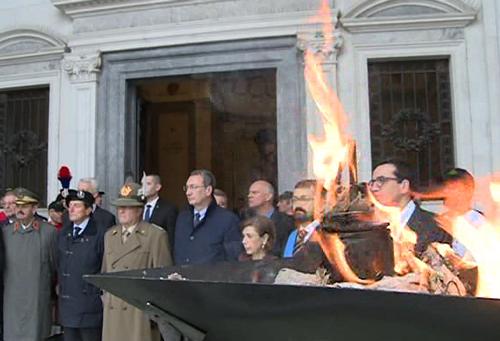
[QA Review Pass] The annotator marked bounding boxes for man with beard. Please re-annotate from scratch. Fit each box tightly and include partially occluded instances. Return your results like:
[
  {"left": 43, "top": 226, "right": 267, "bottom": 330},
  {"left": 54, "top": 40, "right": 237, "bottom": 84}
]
[
  {"left": 283, "top": 180, "right": 318, "bottom": 257},
  {"left": 282, "top": 180, "right": 326, "bottom": 273},
  {"left": 2, "top": 188, "right": 57, "bottom": 341}
]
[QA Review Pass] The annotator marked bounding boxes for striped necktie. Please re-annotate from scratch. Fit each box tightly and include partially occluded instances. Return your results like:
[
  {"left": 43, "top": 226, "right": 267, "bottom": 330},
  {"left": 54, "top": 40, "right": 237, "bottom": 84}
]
[{"left": 193, "top": 212, "right": 201, "bottom": 227}]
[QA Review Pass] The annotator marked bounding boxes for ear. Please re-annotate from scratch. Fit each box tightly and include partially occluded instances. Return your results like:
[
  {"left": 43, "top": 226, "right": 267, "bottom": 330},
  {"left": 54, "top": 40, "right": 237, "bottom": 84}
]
[
  {"left": 265, "top": 192, "right": 273, "bottom": 203},
  {"left": 400, "top": 179, "right": 411, "bottom": 194},
  {"left": 206, "top": 185, "right": 213, "bottom": 197},
  {"left": 156, "top": 183, "right": 162, "bottom": 192},
  {"left": 262, "top": 233, "right": 269, "bottom": 244}
]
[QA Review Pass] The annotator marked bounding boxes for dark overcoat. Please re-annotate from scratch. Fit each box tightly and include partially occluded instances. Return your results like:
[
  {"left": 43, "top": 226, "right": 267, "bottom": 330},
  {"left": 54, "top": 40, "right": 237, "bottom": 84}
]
[{"left": 57, "top": 217, "right": 106, "bottom": 328}]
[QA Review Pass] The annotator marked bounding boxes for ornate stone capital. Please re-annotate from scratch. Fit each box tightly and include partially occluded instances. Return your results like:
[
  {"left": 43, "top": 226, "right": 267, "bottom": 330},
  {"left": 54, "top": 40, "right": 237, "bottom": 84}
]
[
  {"left": 297, "top": 29, "right": 343, "bottom": 64},
  {"left": 62, "top": 52, "right": 101, "bottom": 82}
]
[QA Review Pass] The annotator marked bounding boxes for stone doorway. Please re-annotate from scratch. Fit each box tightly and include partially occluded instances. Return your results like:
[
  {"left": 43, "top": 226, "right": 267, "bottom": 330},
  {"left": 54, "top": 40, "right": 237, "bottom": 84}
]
[{"left": 133, "top": 69, "right": 277, "bottom": 212}]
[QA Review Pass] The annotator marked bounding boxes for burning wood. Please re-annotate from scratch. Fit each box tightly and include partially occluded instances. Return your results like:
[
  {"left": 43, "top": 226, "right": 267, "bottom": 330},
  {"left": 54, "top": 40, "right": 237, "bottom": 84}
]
[{"left": 275, "top": 243, "right": 471, "bottom": 298}]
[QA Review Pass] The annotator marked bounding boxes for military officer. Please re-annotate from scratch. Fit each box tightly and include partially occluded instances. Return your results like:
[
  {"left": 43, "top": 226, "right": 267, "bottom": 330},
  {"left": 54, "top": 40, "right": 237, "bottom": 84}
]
[
  {"left": 2, "top": 188, "right": 57, "bottom": 341},
  {"left": 101, "top": 183, "right": 172, "bottom": 341},
  {"left": 57, "top": 190, "right": 106, "bottom": 341}
]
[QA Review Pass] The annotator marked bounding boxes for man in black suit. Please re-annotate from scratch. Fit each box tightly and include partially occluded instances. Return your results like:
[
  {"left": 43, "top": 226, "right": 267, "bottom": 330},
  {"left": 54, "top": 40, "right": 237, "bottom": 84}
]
[
  {"left": 368, "top": 160, "right": 452, "bottom": 257},
  {"left": 77, "top": 177, "right": 116, "bottom": 229},
  {"left": 142, "top": 174, "right": 178, "bottom": 250},
  {"left": 247, "top": 180, "right": 294, "bottom": 256}
]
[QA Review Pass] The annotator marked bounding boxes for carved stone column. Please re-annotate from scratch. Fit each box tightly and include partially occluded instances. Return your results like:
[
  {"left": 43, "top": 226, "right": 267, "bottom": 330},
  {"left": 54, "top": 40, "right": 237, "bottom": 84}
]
[
  {"left": 297, "top": 15, "right": 344, "bottom": 177},
  {"left": 62, "top": 52, "right": 101, "bottom": 83},
  {"left": 59, "top": 51, "right": 101, "bottom": 182}
]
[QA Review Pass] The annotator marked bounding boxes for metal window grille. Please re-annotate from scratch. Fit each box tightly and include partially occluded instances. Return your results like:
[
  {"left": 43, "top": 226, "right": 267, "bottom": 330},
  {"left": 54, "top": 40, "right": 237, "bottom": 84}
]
[
  {"left": 368, "top": 59, "right": 454, "bottom": 189},
  {"left": 0, "top": 87, "right": 49, "bottom": 204}
]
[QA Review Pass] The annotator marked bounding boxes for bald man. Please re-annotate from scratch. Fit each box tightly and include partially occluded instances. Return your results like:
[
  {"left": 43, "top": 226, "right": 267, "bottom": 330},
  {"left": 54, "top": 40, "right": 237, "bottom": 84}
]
[{"left": 247, "top": 180, "right": 294, "bottom": 256}]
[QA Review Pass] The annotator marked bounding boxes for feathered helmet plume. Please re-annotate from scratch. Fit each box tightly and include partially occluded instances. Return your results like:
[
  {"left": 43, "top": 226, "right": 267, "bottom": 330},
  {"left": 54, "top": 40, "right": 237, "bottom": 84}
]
[{"left": 58, "top": 166, "right": 72, "bottom": 189}]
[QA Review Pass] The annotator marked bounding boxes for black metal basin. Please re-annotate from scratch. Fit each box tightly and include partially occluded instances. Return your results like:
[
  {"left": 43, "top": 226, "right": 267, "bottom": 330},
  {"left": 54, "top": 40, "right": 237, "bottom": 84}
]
[{"left": 85, "top": 260, "right": 500, "bottom": 341}]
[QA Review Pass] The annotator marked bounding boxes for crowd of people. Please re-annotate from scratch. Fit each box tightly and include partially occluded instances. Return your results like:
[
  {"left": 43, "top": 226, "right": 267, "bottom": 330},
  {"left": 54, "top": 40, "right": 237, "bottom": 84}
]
[{"left": 0, "top": 160, "right": 480, "bottom": 341}]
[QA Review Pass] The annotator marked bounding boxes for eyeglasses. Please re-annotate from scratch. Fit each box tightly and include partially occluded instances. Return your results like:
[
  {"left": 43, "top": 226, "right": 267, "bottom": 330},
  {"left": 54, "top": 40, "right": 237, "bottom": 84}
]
[
  {"left": 368, "top": 176, "right": 400, "bottom": 188},
  {"left": 183, "top": 185, "right": 206, "bottom": 192},
  {"left": 292, "top": 196, "right": 314, "bottom": 202}
]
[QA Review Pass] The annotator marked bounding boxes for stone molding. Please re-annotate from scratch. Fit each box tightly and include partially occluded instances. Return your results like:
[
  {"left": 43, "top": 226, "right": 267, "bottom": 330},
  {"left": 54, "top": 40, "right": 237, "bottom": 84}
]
[
  {"left": 62, "top": 52, "right": 101, "bottom": 82},
  {"left": 0, "top": 29, "right": 67, "bottom": 64},
  {"left": 341, "top": 0, "right": 477, "bottom": 32},
  {"left": 52, "top": 0, "right": 236, "bottom": 18}
]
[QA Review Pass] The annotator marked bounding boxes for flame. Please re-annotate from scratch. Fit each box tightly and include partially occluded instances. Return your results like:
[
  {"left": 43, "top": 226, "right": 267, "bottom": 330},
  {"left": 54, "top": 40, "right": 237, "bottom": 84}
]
[
  {"left": 368, "top": 190, "right": 418, "bottom": 275},
  {"left": 305, "top": 0, "right": 351, "bottom": 209},
  {"left": 418, "top": 173, "right": 500, "bottom": 299},
  {"left": 436, "top": 179, "right": 500, "bottom": 299},
  {"left": 304, "top": 1, "right": 370, "bottom": 284}
]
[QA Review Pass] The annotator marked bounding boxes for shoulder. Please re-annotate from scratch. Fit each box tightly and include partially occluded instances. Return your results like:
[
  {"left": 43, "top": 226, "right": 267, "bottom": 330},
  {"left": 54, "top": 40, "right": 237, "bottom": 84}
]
[
  {"left": 210, "top": 206, "right": 240, "bottom": 223},
  {"left": 139, "top": 221, "right": 166, "bottom": 236},
  {"left": 95, "top": 206, "right": 114, "bottom": 218},
  {"left": 157, "top": 198, "right": 176, "bottom": 209},
  {"left": 412, "top": 205, "right": 438, "bottom": 224},
  {"left": 37, "top": 220, "right": 57, "bottom": 233}
]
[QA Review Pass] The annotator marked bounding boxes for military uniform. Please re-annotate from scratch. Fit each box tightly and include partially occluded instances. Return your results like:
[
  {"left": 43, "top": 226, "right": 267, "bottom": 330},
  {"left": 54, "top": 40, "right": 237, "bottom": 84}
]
[
  {"left": 101, "top": 183, "right": 172, "bottom": 341},
  {"left": 2, "top": 189, "right": 57, "bottom": 341}
]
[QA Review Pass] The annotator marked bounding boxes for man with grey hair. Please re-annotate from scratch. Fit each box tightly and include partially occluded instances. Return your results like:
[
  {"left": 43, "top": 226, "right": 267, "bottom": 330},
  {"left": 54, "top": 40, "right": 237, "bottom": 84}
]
[
  {"left": 247, "top": 180, "right": 294, "bottom": 256},
  {"left": 77, "top": 177, "right": 116, "bottom": 229},
  {"left": 174, "top": 169, "right": 242, "bottom": 265}
]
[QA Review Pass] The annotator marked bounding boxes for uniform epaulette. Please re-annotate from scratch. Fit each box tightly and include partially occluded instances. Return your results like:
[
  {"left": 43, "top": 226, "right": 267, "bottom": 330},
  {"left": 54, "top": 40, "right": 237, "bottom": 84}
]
[{"left": 151, "top": 223, "right": 164, "bottom": 231}]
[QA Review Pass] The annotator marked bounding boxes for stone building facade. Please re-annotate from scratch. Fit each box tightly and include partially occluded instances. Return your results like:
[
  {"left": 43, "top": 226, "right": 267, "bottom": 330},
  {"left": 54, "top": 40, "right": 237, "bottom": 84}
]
[{"left": 0, "top": 0, "right": 497, "bottom": 209}]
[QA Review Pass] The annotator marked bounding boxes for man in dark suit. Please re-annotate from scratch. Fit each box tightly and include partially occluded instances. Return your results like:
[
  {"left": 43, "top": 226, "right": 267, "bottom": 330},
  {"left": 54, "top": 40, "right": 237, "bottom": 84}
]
[
  {"left": 142, "top": 174, "right": 178, "bottom": 250},
  {"left": 247, "top": 180, "right": 294, "bottom": 256},
  {"left": 57, "top": 190, "right": 105, "bottom": 341},
  {"left": 369, "top": 160, "right": 452, "bottom": 257},
  {"left": 77, "top": 177, "right": 116, "bottom": 229},
  {"left": 174, "top": 169, "right": 242, "bottom": 265}
]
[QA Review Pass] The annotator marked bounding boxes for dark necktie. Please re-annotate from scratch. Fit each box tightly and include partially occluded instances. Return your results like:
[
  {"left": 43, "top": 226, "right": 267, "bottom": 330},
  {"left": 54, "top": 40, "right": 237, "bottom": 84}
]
[
  {"left": 292, "top": 234, "right": 305, "bottom": 255},
  {"left": 193, "top": 213, "right": 201, "bottom": 227},
  {"left": 73, "top": 226, "right": 82, "bottom": 239},
  {"left": 144, "top": 204, "right": 152, "bottom": 222}
]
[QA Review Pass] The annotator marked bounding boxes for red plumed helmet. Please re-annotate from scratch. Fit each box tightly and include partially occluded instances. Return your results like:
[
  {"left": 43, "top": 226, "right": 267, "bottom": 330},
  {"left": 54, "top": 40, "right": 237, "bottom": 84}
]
[{"left": 58, "top": 166, "right": 72, "bottom": 189}]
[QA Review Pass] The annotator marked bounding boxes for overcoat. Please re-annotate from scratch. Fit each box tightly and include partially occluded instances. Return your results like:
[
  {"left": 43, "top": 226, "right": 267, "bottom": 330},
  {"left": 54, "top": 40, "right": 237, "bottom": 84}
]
[
  {"left": 57, "top": 217, "right": 106, "bottom": 328},
  {"left": 101, "top": 221, "right": 172, "bottom": 341},
  {"left": 2, "top": 219, "right": 57, "bottom": 341}
]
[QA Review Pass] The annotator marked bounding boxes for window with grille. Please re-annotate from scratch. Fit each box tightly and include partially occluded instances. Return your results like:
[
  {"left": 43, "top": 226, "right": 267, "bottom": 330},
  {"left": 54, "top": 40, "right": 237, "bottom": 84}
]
[
  {"left": 368, "top": 59, "right": 454, "bottom": 189},
  {"left": 0, "top": 87, "right": 49, "bottom": 204}
]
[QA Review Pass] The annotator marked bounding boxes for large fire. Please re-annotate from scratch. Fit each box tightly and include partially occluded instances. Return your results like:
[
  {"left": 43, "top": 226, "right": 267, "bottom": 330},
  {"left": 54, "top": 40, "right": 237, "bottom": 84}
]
[
  {"left": 305, "top": 0, "right": 372, "bottom": 284},
  {"left": 305, "top": 0, "right": 500, "bottom": 299},
  {"left": 304, "top": 0, "right": 352, "bottom": 213}
]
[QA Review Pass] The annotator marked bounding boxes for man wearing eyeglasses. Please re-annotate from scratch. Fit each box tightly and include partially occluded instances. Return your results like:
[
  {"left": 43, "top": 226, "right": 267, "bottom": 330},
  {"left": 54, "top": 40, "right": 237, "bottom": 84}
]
[
  {"left": 174, "top": 169, "right": 242, "bottom": 265},
  {"left": 369, "top": 160, "right": 452, "bottom": 257}
]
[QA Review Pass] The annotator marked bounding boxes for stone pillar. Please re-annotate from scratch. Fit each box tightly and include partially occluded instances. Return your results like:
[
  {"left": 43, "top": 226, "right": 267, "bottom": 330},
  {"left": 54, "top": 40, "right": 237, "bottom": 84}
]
[
  {"left": 59, "top": 51, "right": 101, "bottom": 184},
  {"left": 297, "top": 17, "right": 344, "bottom": 178}
]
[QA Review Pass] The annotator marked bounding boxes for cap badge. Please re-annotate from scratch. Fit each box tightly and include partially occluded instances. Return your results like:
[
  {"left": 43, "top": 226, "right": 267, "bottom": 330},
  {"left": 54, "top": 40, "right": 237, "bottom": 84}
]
[{"left": 120, "top": 185, "right": 133, "bottom": 196}]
